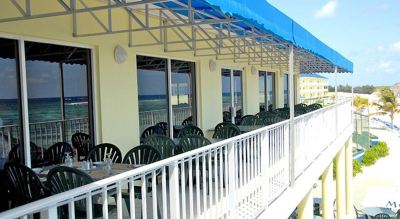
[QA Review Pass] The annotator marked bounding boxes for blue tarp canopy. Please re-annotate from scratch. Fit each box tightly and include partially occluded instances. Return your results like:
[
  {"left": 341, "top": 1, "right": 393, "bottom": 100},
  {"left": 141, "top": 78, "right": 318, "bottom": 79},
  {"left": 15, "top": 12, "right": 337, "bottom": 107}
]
[{"left": 158, "top": 0, "right": 353, "bottom": 73}]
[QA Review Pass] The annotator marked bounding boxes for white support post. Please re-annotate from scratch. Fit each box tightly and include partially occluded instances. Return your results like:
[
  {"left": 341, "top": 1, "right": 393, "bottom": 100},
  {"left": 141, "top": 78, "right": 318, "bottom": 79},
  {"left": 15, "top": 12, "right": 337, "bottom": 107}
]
[
  {"left": 335, "top": 146, "right": 346, "bottom": 219},
  {"left": 297, "top": 188, "right": 313, "bottom": 219},
  {"left": 167, "top": 59, "right": 174, "bottom": 138},
  {"left": 322, "top": 162, "right": 334, "bottom": 219},
  {"left": 345, "top": 140, "right": 353, "bottom": 217},
  {"left": 18, "top": 40, "right": 31, "bottom": 167},
  {"left": 334, "top": 66, "right": 338, "bottom": 136},
  {"left": 288, "top": 45, "right": 295, "bottom": 186},
  {"left": 169, "top": 161, "right": 181, "bottom": 219},
  {"left": 40, "top": 206, "right": 58, "bottom": 219},
  {"left": 261, "top": 131, "right": 269, "bottom": 206},
  {"left": 227, "top": 141, "right": 237, "bottom": 219}
]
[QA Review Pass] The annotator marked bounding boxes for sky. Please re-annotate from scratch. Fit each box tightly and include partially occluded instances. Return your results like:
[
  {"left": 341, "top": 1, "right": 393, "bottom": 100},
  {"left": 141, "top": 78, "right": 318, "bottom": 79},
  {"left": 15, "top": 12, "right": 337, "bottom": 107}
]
[{"left": 268, "top": 0, "right": 400, "bottom": 86}]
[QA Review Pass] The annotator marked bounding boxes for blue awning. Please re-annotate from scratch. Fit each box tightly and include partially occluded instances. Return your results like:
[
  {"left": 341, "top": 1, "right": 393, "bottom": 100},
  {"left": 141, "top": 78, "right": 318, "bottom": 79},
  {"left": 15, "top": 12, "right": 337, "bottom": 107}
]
[{"left": 158, "top": 0, "right": 353, "bottom": 73}]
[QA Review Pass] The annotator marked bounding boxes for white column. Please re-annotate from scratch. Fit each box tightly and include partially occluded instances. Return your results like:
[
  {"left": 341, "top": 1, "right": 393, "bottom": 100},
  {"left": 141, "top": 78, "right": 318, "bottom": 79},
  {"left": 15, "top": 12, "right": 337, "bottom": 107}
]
[
  {"left": 289, "top": 45, "right": 295, "bottom": 186},
  {"left": 335, "top": 146, "right": 346, "bottom": 219},
  {"left": 298, "top": 188, "right": 314, "bottom": 219},
  {"left": 345, "top": 140, "right": 353, "bottom": 217},
  {"left": 322, "top": 162, "right": 334, "bottom": 219},
  {"left": 18, "top": 40, "right": 31, "bottom": 167}
]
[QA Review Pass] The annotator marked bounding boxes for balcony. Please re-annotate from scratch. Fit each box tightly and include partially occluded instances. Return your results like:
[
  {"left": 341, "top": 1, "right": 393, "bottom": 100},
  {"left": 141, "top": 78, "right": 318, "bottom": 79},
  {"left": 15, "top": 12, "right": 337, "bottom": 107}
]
[{"left": 0, "top": 99, "right": 353, "bottom": 219}]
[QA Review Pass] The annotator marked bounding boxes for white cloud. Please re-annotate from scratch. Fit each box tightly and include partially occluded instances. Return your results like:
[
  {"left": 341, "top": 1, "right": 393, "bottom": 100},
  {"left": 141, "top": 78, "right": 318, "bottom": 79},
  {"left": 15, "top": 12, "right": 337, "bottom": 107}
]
[
  {"left": 392, "top": 41, "right": 400, "bottom": 51},
  {"left": 314, "top": 0, "right": 338, "bottom": 19}
]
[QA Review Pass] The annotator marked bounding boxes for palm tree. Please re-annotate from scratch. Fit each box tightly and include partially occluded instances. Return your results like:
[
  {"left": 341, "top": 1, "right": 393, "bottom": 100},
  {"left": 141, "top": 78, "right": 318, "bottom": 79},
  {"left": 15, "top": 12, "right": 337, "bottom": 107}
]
[
  {"left": 373, "top": 88, "right": 400, "bottom": 128},
  {"left": 353, "top": 95, "right": 369, "bottom": 112}
]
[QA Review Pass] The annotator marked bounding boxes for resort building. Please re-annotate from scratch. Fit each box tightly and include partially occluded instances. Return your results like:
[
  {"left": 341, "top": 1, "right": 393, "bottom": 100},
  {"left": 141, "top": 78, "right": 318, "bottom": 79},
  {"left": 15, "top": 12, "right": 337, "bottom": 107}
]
[
  {"left": 0, "top": 1, "right": 353, "bottom": 219},
  {"left": 299, "top": 73, "right": 329, "bottom": 103}
]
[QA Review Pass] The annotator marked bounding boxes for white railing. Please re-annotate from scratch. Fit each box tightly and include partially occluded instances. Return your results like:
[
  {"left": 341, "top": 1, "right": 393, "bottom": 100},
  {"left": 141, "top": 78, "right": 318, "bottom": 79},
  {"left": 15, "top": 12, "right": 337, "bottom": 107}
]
[
  {"left": 0, "top": 100, "right": 353, "bottom": 219},
  {"left": 0, "top": 120, "right": 290, "bottom": 219},
  {"left": 293, "top": 99, "right": 352, "bottom": 178},
  {"left": 0, "top": 118, "right": 89, "bottom": 158},
  {"left": 139, "top": 107, "right": 192, "bottom": 133}
]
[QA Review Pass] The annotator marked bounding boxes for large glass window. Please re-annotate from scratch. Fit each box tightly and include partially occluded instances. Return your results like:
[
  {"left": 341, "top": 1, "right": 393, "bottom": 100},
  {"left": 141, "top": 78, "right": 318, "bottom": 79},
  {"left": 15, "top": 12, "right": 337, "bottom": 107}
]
[
  {"left": 137, "top": 55, "right": 196, "bottom": 136},
  {"left": 259, "top": 71, "right": 276, "bottom": 111},
  {"left": 25, "top": 41, "right": 93, "bottom": 153},
  {"left": 221, "top": 68, "right": 243, "bottom": 123},
  {"left": 0, "top": 38, "right": 22, "bottom": 160},
  {"left": 284, "top": 73, "right": 289, "bottom": 107},
  {"left": 0, "top": 39, "right": 93, "bottom": 165}
]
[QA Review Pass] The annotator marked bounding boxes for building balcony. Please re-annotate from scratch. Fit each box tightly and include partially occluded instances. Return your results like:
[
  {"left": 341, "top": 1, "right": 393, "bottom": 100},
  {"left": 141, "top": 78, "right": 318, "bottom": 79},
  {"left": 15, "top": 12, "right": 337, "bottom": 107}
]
[{"left": 0, "top": 99, "right": 353, "bottom": 219}]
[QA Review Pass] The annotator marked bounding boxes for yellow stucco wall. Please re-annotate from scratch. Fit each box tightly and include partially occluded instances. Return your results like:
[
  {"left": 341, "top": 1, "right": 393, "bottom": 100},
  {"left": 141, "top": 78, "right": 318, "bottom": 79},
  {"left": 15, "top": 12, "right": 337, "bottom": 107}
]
[{"left": 0, "top": 2, "right": 299, "bottom": 154}]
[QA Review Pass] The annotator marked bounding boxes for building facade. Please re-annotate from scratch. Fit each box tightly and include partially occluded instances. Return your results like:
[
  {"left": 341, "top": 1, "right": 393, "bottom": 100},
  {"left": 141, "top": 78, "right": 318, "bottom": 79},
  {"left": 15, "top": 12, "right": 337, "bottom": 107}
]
[{"left": 299, "top": 73, "right": 329, "bottom": 102}]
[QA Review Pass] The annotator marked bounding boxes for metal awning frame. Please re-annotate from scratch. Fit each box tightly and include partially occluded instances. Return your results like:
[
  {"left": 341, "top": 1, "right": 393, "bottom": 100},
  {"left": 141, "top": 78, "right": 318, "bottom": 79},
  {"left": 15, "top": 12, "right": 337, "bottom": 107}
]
[{"left": 0, "top": 0, "right": 346, "bottom": 73}]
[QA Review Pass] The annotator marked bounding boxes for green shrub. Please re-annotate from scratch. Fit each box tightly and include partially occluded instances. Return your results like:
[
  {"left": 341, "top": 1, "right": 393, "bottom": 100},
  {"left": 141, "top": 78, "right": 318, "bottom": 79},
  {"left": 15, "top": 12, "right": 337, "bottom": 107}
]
[
  {"left": 362, "top": 148, "right": 378, "bottom": 166},
  {"left": 353, "top": 160, "right": 363, "bottom": 176},
  {"left": 361, "top": 141, "right": 389, "bottom": 166}
]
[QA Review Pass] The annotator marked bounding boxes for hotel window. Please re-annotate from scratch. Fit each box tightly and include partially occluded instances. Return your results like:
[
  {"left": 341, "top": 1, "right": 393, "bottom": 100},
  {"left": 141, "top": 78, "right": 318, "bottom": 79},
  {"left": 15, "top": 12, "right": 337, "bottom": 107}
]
[
  {"left": 137, "top": 55, "right": 196, "bottom": 137},
  {"left": 0, "top": 38, "right": 94, "bottom": 165},
  {"left": 259, "top": 71, "right": 276, "bottom": 111}
]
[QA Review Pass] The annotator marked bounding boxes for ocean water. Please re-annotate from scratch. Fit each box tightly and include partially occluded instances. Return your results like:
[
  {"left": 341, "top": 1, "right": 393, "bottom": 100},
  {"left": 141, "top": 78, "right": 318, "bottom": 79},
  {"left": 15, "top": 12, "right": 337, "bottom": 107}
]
[{"left": 0, "top": 97, "right": 89, "bottom": 126}]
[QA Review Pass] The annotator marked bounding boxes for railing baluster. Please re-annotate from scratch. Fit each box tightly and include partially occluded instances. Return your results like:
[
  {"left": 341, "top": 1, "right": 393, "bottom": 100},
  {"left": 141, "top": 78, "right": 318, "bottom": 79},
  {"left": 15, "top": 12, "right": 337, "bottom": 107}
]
[
  {"left": 227, "top": 141, "right": 237, "bottom": 218},
  {"left": 68, "top": 200, "right": 75, "bottom": 219},
  {"left": 161, "top": 167, "right": 167, "bottom": 219},
  {"left": 129, "top": 178, "right": 136, "bottom": 219},
  {"left": 102, "top": 187, "right": 109, "bottom": 219},
  {"left": 152, "top": 171, "right": 157, "bottom": 219},
  {"left": 169, "top": 161, "right": 180, "bottom": 219}
]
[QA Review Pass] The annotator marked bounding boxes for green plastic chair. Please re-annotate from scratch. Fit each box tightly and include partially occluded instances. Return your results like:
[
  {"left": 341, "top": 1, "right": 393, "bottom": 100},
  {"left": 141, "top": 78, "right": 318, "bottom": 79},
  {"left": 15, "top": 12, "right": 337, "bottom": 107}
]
[
  {"left": 86, "top": 143, "right": 122, "bottom": 163},
  {"left": 212, "top": 122, "right": 234, "bottom": 138},
  {"left": 240, "top": 115, "right": 257, "bottom": 126},
  {"left": 373, "top": 213, "right": 390, "bottom": 219},
  {"left": 176, "top": 135, "right": 211, "bottom": 154},
  {"left": 143, "top": 135, "right": 176, "bottom": 159},
  {"left": 45, "top": 142, "right": 73, "bottom": 165},
  {"left": 177, "top": 125, "right": 204, "bottom": 138},
  {"left": 213, "top": 125, "right": 241, "bottom": 140},
  {"left": 47, "top": 166, "right": 105, "bottom": 218}
]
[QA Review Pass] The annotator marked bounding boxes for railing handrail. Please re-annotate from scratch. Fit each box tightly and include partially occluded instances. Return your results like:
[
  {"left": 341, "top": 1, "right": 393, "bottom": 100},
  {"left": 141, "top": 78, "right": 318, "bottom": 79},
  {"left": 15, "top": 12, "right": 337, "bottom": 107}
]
[
  {"left": 0, "top": 101, "right": 352, "bottom": 219},
  {"left": 0, "top": 117, "right": 89, "bottom": 129},
  {"left": 294, "top": 98, "right": 351, "bottom": 120},
  {"left": 0, "top": 119, "right": 290, "bottom": 218}
]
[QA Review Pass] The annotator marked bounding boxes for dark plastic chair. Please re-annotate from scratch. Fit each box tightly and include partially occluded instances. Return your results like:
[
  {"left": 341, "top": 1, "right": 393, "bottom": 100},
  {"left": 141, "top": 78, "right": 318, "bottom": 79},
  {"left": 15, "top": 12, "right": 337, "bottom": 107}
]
[
  {"left": 45, "top": 142, "right": 73, "bottom": 165},
  {"left": 155, "top": 122, "right": 168, "bottom": 133},
  {"left": 177, "top": 125, "right": 204, "bottom": 138},
  {"left": 4, "top": 162, "right": 49, "bottom": 207},
  {"left": 143, "top": 135, "right": 176, "bottom": 159},
  {"left": 123, "top": 145, "right": 162, "bottom": 165},
  {"left": 373, "top": 213, "right": 390, "bottom": 219},
  {"left": 71, "top": 133, "right": 92, "bottom": 161},
  {"left": 213, "top": 125, "right": 241, "bottom": 140},
  {"left": 223, "top": 111, "right": 231, "bottom": 123},
  {"left": 240, "top": 115, "right": 257, "bottom": 126},
  {"left": 176, "top": 135, "right": 211, "bottom": 154},
  {"left": 47, "top": 166, "right": 104, "bottom": 218},
  {"left": 256, "top": 115, "right": 283, "bottom": 126},
  {"left": 140, "top": 126, "right": 166, "bottom": 143},
  {"left": 8, "top": 142, "right": 47, "bottom": 167},
  {"left": 86, "top": 143, "right": 122, "bottom": 163},
  {"left": 181, "top": 116, "right": 193, "bottom": 126},
  {"left": 354, "top": 205, "right": 368, "bottom": 219},
  {"left": 212, "top": 122, "right": 234, "bottom": 138}
]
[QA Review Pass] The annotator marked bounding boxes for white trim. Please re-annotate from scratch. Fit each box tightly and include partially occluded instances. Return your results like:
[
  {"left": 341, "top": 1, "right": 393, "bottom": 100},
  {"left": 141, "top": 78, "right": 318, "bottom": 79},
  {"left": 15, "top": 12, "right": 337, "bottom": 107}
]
[
  {"left": 135, "top": 51, "right": 196, "bottom": 63},
  {"left": 18, "top": 40, "right": 31, "bottom": 167},
  {"left": 90, "top": 48, "right": 100, "bottom": 145}
]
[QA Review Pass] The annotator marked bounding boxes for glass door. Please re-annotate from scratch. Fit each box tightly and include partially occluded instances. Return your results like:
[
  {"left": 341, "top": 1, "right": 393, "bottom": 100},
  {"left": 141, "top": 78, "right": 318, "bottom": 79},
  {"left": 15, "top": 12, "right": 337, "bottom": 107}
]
[{"left": 221, "top": 68, "right": 243, "bottom": 123}]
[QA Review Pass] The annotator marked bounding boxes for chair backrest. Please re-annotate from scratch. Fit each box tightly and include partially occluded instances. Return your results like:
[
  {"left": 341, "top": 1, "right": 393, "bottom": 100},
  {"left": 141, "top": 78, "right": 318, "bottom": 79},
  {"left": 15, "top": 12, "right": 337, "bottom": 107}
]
[
  {"left": 71, "top": 133, "right": 92, "bottom": 161},
  {"left": 123, "top": 145, "right": 161, "bottom": 165},
  {"left": 240, "top": 115, "right": 257, "bottom": 126},
  {"left": 181, "top": 116, "right": 193, "bottom": 126},
  {"left": 143, "top": 135, "right": 176, "bottom": 159},
  {"left": 213, "top": 125, "right": 241, "bottom": 140},
  {"left": 86, "top": 143, "right": 122, "bottom": 163},
  {"left": 212, "top": 122, "right": 234, "bottom": 138},
  {"left": 177, "top": 135, "right": 211, "bottom": 154},
  {"left": 45, "top": 142, "right": 73, "bottom": 165},
  {"left": 155, "top": 122, "right": 168, "bottom": 133},
  {"left": 8, "top": 142, "right": 44, "bottom": 164},
  {"left": 4, "top": 162, "right": 47, "bottom": 206},
  {"left": 373, "top": 213, "right": 390, "bottom": 219},
  {"left": 222, "top": 111, "right": 231, "bottom": 122},
  {"left": 140, "top": 126, "right": 166, "bottom": 143},
  {"left": 178, "top": 125, "right": 204, "bottom": 138},
  {"left": 47, "top": 166, "right": 93, "bottom": 211}
]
